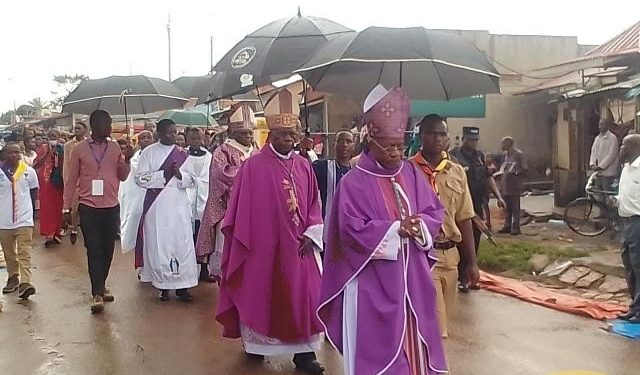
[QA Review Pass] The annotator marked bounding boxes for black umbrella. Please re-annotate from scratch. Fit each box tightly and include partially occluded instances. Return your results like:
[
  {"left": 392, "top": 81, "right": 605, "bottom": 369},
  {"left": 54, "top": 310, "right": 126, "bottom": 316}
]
[
  {"left": 210, "top": 10, "right": 354, "bottom": 100},
  {"left": 294, "top": 27, "right": 501, "bottom": 102},
  {"left": 62, "top": 75, "right": 189, "bottom": 134},
  {"left": 199, "top": 73, "right": 262, "bottom": 104},
  {"left": 172, "top": 75, "right": 213, "bottom": 103}
]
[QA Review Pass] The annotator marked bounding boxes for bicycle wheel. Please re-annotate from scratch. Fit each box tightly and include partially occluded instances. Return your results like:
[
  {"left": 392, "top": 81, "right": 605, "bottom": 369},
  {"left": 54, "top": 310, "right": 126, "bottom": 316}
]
[
  {"left": 520, "top": 211, "right": 533, "bottom": 226},
  {"left": 564, "top": 197, "right": 608, "bottom": 236}
]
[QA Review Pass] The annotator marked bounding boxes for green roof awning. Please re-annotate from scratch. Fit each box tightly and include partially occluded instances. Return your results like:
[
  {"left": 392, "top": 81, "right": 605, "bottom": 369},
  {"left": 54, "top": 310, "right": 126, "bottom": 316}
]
[{"left": 410, "top": 95, "right": 486, "bottom": 118}]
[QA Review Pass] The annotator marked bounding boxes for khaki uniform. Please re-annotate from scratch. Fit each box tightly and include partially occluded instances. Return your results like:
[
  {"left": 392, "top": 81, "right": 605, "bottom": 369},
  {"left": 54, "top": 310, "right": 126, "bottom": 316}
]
[
  {"left": 411, "top": 156, "right": 475, "bottom": 337},
  {"left": 0, "top": 227, "right": 34, "bottom": 284}
]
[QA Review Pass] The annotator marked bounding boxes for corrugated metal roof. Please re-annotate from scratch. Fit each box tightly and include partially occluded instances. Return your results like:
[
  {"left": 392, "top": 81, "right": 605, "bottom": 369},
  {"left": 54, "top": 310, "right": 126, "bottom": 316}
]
[
  {"left": 564, "top": 75, "right": 640, "bottom": 99},
  {"left": 587, "top": 21, "right": 640, "bottom": 56}
]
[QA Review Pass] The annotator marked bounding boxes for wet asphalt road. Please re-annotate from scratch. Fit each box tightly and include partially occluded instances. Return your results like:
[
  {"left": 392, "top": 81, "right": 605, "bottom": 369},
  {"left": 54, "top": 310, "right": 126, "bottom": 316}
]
[{"left": 1, "top": 237, "right": 639, "bottom": 375}]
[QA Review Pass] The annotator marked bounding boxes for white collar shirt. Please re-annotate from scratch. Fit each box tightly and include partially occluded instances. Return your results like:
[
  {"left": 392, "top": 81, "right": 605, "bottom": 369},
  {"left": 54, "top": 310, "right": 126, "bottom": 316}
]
[
  {"left": 618, "top": 156, "right": 640, "bottom": 217},
  {"left": 0, "top": 165, "right": 39, "bottom": 229}
]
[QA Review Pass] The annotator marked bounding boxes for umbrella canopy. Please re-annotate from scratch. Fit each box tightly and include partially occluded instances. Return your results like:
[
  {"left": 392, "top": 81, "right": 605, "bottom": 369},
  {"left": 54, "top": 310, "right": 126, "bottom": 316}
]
[
  {"left": 294, "top": 27, "right": 501, "bottom": 102},
  {"left": 172, "top": 76, "right": 213, "bottom": 103},
  {"left": 210, "top": 11, "right": 354, "bottom": 100},
  {"left": 159, "top": 109, "right": 218, "bottom": 127},
  {"left": 62, "top": 75, "right": 189, "bottom": 115}
]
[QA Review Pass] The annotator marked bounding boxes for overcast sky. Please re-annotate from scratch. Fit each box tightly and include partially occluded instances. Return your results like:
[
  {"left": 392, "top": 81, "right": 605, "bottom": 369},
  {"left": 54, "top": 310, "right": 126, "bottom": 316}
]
[{"left": 1, "top": 0, "right": 638, "bottom": 112}]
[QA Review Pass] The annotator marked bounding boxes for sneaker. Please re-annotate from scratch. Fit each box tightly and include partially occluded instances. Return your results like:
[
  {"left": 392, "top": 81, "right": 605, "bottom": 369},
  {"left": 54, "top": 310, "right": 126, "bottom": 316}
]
[
  {"left": 103, "top": 287, "right": 115, "bottom": 302},
  {"left": 18, "top": 283, "right": 36, "bottom": 300},
  {"left": 91, "top": 295, "right": 104, "bottom": 314},
  {"left": 3, "top": 275, "right": 20, "bottom": 294}
]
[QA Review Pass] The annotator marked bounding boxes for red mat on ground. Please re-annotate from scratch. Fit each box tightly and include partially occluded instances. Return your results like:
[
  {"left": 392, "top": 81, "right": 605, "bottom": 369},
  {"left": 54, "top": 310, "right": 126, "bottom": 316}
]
[{"left": 479, "top": 271, "right": 627, "bottom": 320}]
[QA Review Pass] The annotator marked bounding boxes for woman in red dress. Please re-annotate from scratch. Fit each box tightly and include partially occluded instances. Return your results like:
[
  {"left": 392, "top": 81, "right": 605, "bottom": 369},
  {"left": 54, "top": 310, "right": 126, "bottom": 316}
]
[{"left": 33, "top": 130, "right": 65, "bottom": 247}]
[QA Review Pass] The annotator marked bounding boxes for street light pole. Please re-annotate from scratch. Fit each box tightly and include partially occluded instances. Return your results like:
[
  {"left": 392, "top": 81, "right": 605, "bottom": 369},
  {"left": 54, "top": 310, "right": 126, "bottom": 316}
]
[{"left": 167, "top": 14, "right": 172, "bottom": 82}]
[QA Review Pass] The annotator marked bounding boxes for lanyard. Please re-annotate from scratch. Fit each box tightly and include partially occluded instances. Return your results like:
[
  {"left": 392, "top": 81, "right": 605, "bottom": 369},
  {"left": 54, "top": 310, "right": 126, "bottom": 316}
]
[{"left": 89, "top": 141, "right": 109, "bottom": 175}]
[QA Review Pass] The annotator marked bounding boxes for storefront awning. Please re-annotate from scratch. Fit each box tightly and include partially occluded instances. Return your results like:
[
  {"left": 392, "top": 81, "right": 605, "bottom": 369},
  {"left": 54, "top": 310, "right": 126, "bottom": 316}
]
[{"left": 410, "top": 95, "right": 486, "bottom": 118}]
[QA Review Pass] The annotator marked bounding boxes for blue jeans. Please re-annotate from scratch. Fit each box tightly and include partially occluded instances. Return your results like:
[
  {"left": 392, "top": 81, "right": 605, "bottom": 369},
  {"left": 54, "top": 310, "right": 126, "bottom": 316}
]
[{"left": 621, "top": 216, "right": 640, "bottom": 313}]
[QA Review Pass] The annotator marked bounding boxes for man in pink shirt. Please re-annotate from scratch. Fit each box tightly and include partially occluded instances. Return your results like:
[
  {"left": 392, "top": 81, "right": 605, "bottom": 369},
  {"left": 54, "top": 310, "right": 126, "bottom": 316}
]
[{"left": 63, "top": 110, "right": 133, "bottom": 314}]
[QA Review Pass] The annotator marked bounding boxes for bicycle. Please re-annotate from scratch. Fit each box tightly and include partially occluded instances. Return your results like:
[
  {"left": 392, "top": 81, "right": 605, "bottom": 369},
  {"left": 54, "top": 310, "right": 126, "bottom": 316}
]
[{"left": 564, "top": 172, "right": 619, "bottom": 237}]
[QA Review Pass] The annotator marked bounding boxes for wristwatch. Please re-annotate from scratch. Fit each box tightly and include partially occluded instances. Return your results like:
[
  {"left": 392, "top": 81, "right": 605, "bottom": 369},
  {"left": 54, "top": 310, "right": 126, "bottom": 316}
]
[{"left": 62, "top": 208, "right": 71, "bottom": 214}]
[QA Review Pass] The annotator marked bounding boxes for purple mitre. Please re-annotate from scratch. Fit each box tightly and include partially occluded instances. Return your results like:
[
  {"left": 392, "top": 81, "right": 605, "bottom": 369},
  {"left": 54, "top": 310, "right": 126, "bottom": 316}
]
[{"left": 363, "top": 85, "right": 410, "bottom": 139}]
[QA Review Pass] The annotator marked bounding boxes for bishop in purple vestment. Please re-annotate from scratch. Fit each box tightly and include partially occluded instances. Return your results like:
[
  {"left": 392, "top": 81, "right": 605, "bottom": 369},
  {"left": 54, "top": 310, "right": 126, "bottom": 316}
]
[
  {"left": 216, "top": 86, "right": 326, "bottom": 375},
  {"left": 318, "top": 86, "right": 449, "bottom": 375}
]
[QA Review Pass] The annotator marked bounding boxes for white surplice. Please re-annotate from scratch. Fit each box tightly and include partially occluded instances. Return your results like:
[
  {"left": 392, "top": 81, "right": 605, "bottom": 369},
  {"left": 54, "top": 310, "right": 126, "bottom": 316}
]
[
  {"left": 135, "top": 143, "right": 198, "bottom": 290},
  {"left": 119, "top": 149, "right": 145, "bottom": 253},
  {"left": 186, "top": 147, "right": 212, "bottom": 224}
]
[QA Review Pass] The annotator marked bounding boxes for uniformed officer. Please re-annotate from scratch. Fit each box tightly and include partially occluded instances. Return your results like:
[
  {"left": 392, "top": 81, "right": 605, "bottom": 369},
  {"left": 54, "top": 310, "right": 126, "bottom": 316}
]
[{"left": 450, "top": 126, "right": 505, "bottom": 291}]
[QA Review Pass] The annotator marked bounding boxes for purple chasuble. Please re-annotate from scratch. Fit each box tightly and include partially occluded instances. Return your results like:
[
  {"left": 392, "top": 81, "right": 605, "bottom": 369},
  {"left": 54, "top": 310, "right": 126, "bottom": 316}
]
[
  {"left": 216, "top": 145, "right": 323, "bottom": 343},
  {"left": 318, "top": 151, "right": 448, "bottom": 374},
  {"left": 134, "top": 146, "right": 188, "bottom": 269}
]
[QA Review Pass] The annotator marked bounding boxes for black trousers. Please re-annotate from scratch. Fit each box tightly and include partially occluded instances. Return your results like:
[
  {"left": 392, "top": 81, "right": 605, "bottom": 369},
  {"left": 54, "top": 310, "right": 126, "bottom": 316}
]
[
  {"left": 502, "top": 194, "right": 521, "bottom": 232},
  {"left": 79, "top": 204, "right": 120, "bottom": 297},
  {"left": 622, "top": 217, "right": 640, "bottom": 313},
  {"left": 458, "top": 221, "right": 482, "bottom": 285}
]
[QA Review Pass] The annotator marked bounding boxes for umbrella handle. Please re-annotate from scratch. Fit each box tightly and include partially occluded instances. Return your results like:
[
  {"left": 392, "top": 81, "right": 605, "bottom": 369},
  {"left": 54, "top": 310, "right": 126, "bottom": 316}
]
[
  {"left": 255, "top": 85, "right": 265, "bottom": 112},
  {"left": 303, "top": 80, "right": 310, "bottom": 135}
]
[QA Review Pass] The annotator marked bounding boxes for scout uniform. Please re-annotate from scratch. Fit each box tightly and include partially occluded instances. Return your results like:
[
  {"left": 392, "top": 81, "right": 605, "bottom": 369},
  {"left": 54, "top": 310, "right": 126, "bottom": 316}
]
[{"left": 411, "top": 152, "right": 475, "bottom": 337}]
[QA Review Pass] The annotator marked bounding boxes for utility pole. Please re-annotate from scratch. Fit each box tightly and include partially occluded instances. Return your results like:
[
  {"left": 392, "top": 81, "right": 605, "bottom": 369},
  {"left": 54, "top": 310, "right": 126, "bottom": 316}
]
[
  {"left": 167, "top": 14, "right": 172, "bottom": 81},
  {"left": 210, "top": 36, "right": 214, "bottom": 74}
]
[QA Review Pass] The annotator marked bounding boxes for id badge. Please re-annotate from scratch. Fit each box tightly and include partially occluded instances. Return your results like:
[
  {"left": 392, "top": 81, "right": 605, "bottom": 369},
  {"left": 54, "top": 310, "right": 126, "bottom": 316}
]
[{"left": 91, "top": 179, "right": 104, "bottom": 196}]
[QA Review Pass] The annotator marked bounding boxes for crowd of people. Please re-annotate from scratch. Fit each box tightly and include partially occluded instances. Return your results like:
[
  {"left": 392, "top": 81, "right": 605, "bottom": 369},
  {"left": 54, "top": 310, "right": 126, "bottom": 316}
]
[{"left": 5, "top": 83, "right": 639, "bottom": 375}]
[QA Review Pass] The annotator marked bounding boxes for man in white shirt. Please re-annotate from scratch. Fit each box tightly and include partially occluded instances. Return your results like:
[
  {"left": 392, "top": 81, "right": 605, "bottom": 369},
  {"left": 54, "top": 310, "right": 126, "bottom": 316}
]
[
  {"left": 589, "top": 119, "right": 620, "bottom": 191},
  {"left": 0, "top": 142, "right": 39, "bottom": 299},
  {"left": 617, "top": 134, "right": 640, "bottom": 322}
]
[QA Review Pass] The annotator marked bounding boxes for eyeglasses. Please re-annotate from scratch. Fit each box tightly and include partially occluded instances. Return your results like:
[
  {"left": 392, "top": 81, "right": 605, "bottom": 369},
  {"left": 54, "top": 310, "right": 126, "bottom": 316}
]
[{"left": 371, "top": 138, "right": 405, "bottom": 154}]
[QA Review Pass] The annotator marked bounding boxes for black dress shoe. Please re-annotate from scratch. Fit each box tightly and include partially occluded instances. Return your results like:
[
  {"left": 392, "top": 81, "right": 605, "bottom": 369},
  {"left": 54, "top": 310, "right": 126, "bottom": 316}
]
[
  {"left": 617, "top": 310, "right": 637, "bottom": 320},
  {"left": 510, "top": 230, "right": 522, "bottom": 235},
  {"left": 176, "top": 289, "right": 193, "bottom": 302},
  {"left": 497, "top": 228, "right": 511, "bottom": 234},
  {"left": 245, "top": 353, "right": 265, "bottom": 362},
  {"left": 159, "top": 290, "right": 170, "bottom": 301},
  {"left": 295, "top": 360, "right": 325, "bottom": 375},
  {"left": 70, "top": 230, "right": 78, "bottom": 245},
  {"left": 627, "top": 314, "right": 640, "bottom": 324}
]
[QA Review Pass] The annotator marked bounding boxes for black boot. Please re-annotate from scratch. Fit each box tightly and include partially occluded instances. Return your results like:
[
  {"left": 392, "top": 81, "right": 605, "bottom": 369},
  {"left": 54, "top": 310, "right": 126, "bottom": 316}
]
[{"left": 293, "top": 352, "right": 324, "bottom": 375}]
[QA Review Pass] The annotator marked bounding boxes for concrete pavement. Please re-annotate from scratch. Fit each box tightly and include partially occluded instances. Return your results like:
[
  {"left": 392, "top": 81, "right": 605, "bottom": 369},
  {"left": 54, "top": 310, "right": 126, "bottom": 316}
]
[{"left": 1, "top": 238, "right": 639, "bottom": 375}]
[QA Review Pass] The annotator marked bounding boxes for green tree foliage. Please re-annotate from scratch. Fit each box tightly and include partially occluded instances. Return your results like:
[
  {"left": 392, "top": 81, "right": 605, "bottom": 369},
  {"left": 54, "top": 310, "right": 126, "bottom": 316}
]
[
  {"left": 0, "top": 110, "right": 16, "bottom": 124},
  {"left": 50, "top": 74, "right": 89, "bottom": 111}
]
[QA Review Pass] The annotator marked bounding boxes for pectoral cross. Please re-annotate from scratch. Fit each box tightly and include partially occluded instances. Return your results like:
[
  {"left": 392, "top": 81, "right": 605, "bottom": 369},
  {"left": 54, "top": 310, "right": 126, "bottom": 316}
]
[{"left": 282, "top": 178, "right": 299, "bottom": 213}]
